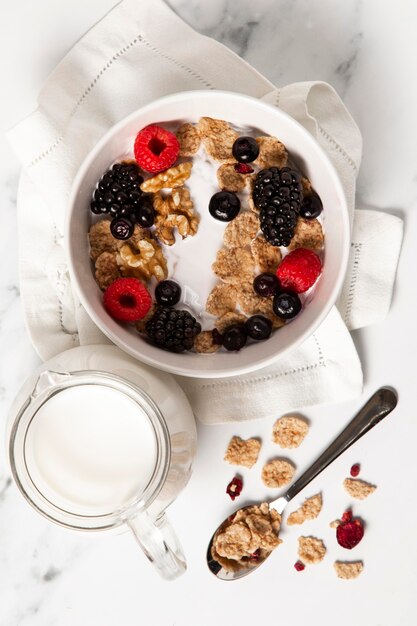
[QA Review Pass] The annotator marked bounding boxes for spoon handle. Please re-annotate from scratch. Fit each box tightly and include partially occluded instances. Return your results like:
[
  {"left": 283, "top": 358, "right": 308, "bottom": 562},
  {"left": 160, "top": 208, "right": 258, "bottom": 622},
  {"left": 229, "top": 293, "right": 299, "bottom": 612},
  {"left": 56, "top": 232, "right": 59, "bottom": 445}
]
[{"left": 282, "top": 387, "right": 397, "bottom": 505}]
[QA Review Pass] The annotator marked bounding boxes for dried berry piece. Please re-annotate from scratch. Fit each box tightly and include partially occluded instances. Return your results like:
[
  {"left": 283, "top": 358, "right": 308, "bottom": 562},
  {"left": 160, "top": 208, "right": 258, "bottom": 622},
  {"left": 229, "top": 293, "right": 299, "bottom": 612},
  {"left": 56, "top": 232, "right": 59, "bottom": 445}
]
[
  {"left": 235, "top": 163, "right": 254, "bottom": 174},
  {"left": 226, "top": 476, "right": 243, "bottom": 501},
  {"left": 294, "top": 561, "right": 305, "bottom": 572},
  {"left": 336, "top": 511, "right": 364, "bottom": 549},
  {"left": 350, "top": 463, "right": 361, "bottom": 477}
]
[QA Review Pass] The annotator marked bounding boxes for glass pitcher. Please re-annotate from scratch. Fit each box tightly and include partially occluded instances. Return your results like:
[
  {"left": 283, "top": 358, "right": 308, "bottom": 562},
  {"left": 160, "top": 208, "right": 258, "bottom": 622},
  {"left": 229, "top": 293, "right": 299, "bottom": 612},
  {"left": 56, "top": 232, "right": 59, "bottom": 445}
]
[{"left": 6, "top": 345, "right": 197, "bottom": 580}]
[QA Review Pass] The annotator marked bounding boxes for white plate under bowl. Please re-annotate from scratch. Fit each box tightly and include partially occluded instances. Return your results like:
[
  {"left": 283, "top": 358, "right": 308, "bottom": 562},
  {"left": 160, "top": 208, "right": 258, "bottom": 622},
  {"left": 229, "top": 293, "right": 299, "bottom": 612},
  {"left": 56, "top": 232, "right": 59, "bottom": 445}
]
[{"left": 66, "top": 90, "right": 349, "bottom": 378}]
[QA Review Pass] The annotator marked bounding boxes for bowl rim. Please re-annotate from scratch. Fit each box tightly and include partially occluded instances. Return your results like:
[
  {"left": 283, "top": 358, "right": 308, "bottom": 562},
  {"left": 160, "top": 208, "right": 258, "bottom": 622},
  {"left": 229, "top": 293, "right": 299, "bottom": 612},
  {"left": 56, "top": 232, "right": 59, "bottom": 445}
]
[{"left": 65, "top": 89, "right": 350, "bottom": 378}]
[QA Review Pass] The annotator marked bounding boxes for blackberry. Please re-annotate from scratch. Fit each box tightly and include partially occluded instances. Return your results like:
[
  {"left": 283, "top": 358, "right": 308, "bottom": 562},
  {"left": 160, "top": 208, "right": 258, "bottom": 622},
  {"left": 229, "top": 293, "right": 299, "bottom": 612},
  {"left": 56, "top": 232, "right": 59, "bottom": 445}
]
[
  {"left": 252, "top": 167, "right": 303, "bottom": 247},
  {"left": 90, "top": 162, "right": 144, "bottom": 222},
  {"left": 145, "top": 307, "right": 201, "bottom": 353}
]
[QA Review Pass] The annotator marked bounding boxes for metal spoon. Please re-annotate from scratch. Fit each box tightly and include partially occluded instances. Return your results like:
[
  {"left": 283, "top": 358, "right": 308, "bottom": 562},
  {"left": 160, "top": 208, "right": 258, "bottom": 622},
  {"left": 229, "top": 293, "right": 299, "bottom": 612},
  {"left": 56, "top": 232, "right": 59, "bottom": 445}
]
[{"left": 207, "top": 387, "right": 397, "bottom": 580}]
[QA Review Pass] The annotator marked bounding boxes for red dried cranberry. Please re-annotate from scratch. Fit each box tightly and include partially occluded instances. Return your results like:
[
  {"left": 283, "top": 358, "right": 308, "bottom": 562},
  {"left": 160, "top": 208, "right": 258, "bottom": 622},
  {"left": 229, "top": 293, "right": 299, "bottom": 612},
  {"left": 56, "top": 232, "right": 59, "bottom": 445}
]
[
  {"left": 234, "top": 163, "right": 254, "bottom": 174},
  {"left": 350, "top": 463, "right": 361, "bottom": 477},
  {"left": 336, "top": 511, "right": 364, "bottom": 549},
  {"left": 294, "top": 561, "right": 305, "bottom": 571},
  {"left": 226, "top": 476, "right": 243, "bottom": 500}
]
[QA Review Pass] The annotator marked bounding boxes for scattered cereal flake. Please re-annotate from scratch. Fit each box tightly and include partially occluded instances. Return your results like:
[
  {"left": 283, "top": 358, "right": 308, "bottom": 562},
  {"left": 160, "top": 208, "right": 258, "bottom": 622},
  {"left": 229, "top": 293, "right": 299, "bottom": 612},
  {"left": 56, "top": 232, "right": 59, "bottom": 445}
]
[
  {"left": 272, "top": 415, "right": 309, "bottom": 449},
  {"left": 215, "top": 311, "right": 247, "bottom": 333},
  {"left": 153, "top": 187, "right": 199, "bottom": 245},
  {"left": 288, "top": 218, "right": 324, "bottom": 251},
  {"left": 135, "top": 303, "right": 156, "bottom": 333},
  {"left": 333, "top": 561, "right": 363, "bottom": 580},
  {"left": 298, "top": 536, "right": 326, "bottom": 564},
  {"left": 224, "top": 436, "right": 261, "bottom": 468},
  {"left": 251, "top": 235, "right": 282, "bottom": 273},
  {"left": 301, "top": 176, "right": 313, "bottom": 197},
  {"left": 140, "top": 161, "right": 192, "bottom": 193},
  {"left": 206, "top": 283, "right": 238, "bottom": 316},
  {"left": 329, "top": 519, "right": 340, "bottom": 529},
  {"left": 94, "top": 252, "right": 121, "bottom": 290},
  {"left": 217, "top": 163, "right": 249, "bottom": 192},
  {"left": 198, "top": 117, "right": 238, "bottom": 162},
  {"left": 287, "top": 494, "right": 322, "bottom": 525},
  {"left": 235, "top": 282, "right": 269, "bottom": 316},
  {"left": 223, "top": 212, "right": 259, "bottom": 248},
  {"left": 89, "top": 219, "right": 119, "bottom": 261},
  {"left": 255, "top": 136, "right": 288, "bottom": 169},
  {"left": 193, "top": 330, "right": 220, "bottom": 354},
  {"left": 176, "top": 123, "right": 201, "bottom": 157},
  {"left": 343, "top": 478, "right": 377, "bottom": 500},
  {"left": 261, "top": 459, "right": 295, "bottom": 488},
  {"left": 212, "top": 247, "right": 254, "bottom": 284}
]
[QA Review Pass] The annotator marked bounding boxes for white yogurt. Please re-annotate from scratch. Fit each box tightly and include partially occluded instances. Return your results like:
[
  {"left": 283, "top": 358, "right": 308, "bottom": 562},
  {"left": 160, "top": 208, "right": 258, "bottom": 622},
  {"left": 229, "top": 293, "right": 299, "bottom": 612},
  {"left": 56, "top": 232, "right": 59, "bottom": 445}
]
[{"left": 24, "top": 385, "right": 157, "bottom": 517}]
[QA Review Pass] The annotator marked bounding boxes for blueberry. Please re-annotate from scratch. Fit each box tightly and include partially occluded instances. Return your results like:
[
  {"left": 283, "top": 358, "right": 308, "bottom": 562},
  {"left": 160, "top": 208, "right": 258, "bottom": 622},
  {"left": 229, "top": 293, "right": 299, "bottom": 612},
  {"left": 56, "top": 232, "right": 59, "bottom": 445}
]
[
  {"left": 300, "top": 191, "right": 323, "bottom": 219},
  {"left": 135, "top": 196, "right": 155, "bottom": 228},
  {"left": 273, "top": 292, "right": 302, "bottom": 319},
  {"left": 253, "top": 273, "right": 280, "bottom": 298},
  {"left": 110, "top": 217, "right": 134, "bottom": 240},
  {"left": 232, "top": 136, "right": 260, "bottom": 163},
  {"left": 222, "top": 325, "right": 247, "bottom": 351},
  {"left": 155, "top": 280, "right": 181, "bottom": 307},
  {"left": 209, "top": 191, "right": 240, "bottom": 222},
  {"left": 245, "top": 315, "right": 272, "bottom": 340}
]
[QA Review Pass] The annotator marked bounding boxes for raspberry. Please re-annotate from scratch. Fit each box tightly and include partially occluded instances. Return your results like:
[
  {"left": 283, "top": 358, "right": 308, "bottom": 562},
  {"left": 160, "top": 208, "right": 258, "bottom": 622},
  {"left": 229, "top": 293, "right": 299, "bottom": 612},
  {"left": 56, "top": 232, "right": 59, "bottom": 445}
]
[
  {"left": 226, "top": 476, "right": 243, "bottom": 500},
  {"left": 234, "top": 163, "right": 254, "bottom": 174},
  {"left": 294, "top": 561, "right": 305, "bottom": 572},
  {"left": 134, "top": 125, "right": 179, "bottom": 173},
  {"left": 336, "top": 511, "right": 364, "bottom": 549},
  {"left": 350, "top": 463, "right": 361, "bottom": 477},
  {"left": 103, "top": 278, "right": 152, "bottom": 322},
  {"left": 276, "top": 248, "right": 322, "bottom": 294}
]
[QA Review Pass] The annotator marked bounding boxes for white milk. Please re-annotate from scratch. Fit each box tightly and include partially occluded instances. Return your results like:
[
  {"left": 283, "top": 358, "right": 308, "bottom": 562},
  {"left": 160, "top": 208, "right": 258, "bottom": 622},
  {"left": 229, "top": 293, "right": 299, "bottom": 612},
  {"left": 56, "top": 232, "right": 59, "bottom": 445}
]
[{"left": 24, "top": 384, "right": 157, "bottom": 517}]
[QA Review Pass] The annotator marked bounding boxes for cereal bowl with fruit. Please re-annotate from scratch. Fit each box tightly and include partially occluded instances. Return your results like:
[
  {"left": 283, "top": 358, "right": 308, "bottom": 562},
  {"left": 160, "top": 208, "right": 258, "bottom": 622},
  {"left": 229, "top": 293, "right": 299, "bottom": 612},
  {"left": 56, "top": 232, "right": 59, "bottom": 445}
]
[{"left": 67, "top": 90, "right": 349, "bottom": 378}]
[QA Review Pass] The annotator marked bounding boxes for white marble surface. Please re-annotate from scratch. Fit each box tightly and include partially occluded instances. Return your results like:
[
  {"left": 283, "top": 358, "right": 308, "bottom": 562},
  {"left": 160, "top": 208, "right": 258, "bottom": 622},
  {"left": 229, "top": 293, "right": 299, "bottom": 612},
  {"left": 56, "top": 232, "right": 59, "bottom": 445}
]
[{"left": 1, "top": 0, "right": 417, "bottom": 624}]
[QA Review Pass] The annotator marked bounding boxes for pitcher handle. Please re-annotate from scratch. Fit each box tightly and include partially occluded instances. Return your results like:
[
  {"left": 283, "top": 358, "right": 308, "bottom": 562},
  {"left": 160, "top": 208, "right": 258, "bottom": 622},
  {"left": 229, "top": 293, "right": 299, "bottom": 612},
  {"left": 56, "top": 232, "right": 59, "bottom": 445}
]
[{"left": 127, "top": 509, "right": 186, "bottom": 580}]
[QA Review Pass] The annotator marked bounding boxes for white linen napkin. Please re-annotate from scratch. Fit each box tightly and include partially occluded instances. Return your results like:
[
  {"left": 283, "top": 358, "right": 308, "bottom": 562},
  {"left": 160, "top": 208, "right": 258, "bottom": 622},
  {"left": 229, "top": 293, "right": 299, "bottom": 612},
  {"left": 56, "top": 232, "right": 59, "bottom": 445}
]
[{"left": 7, "top": 0, "right": 402, "bottom": 423}]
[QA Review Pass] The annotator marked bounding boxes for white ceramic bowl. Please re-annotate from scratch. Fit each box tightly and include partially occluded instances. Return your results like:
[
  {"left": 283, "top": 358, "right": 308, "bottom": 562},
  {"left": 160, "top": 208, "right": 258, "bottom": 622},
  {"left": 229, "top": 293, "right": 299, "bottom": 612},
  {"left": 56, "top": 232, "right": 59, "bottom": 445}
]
[{"left": 66, "top": 90, "right": 349, "bottom": 378}]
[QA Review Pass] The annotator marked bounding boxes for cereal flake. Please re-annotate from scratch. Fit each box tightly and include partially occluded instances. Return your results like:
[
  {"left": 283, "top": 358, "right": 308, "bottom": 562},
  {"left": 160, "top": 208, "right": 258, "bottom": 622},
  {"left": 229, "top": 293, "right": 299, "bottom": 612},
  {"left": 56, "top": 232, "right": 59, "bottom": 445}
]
[
  {"left": 301, "top": 176, "right": 313, "bottom": 197},
  {"left": 261, "top": 459, "right": 295, "bottom": 488},
  {"left": 224, "top": 436, "right": 261, "bottom": 468},
  {"left": 251, "top": 236, "right": 282, "bottom": 273},
  {"left": 272, "top": 415, "right": 309, "bottom": 449},
  {"left": 255, "top": 136, "right": 288, "bottom": 169},
  {"left": 287, "top": 494, "right": 322, "bottom": 526},
  {"left": 89, "top": 219, "right": 119, "bottom": 261},
  {"left": 343, "top": 478, "right": 377, "bottom": 500},
  {"left": 217, "top": 163, "right": 249, "bottom": 192},
  {"left": 215, "top": 311, "right": 247, "bottom": 333},
  {"left": 223, "top": 212, "right": 259, "bottom": 248},
  {"left": 212, "top": 247, "right": 254, "bottom": 284},
  {"left": 198, "top": 117, "right": 238, "bottom": 162},
  {"left": 176, "top": 123, "right": 201, "bottom": 157},
  {"left": 288, "top": 218, "right": 324, "bottom": 251},
  {"left": 298, "top": 536, "right": 326, "bottom": 564},
  {"left": 94, "top": 252, "right": 121, "bottom": 290},
  {"left": 193, "top": 330, "right": 220, "bottom": 354},
  {"left": 206, "top": 283, "right": 238, "bottom": 316},
  {"left": 334, "top": 561, "right": 363, "bottom": 580}
]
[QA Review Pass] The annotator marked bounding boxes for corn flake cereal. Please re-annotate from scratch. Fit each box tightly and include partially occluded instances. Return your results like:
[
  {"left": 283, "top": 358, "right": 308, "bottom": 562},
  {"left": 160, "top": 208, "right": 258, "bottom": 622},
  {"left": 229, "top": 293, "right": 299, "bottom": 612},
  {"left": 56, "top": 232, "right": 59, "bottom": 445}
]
[
  {"left": 343, "top": 478, "right": 377, "bottom": 500},
  {"left": 261, "top": 459, "right": 295, "bottom": 488},
  {"left": 224, "top": 436, "right": 261, "bottom": 468},
  {"left": 212, "top": 247, "right": 254, "bottom": 284},
  {"left": 298, "top": 536, "right": 326, "bottom": 564},
  {"left": 176, "top": 123, "right": 201, "bottom": 157},
  {"left": 272, "top": 415, "right": 309, "bottom": 449},
  {"left": 287, "top": 494, "right": 322, "bottom": 526},
  {"left": 198, "top": 117, "right": 238, "bottom": 162},
  {"left": 255, "top": 136, "right": 288, "bottom": 169},
  {"left": 223, "top": 212, "right": 259, "bottom": 248},
  {"left": 206, "top": 283, "right": 238, "bottom": 316},
  {"left": 288, "top": 218, "right": 324, "bottom": 251},
  {"left": 251, "top": 235, "right": 282, "bottom": 273}
]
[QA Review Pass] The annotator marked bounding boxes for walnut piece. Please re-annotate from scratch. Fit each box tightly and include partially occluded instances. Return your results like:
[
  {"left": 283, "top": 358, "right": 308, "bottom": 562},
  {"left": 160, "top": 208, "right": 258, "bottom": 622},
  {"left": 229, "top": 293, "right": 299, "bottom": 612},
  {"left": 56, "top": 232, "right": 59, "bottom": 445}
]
[
  {"left": 223, "top": 212, "right": 259, "bottom": 248},
  {"left": 206, "top": 283, "right": 238, "bottom": 316},
  {"left": 333, "top": 561, "right": 363, "bottom": 580},
  {"left": 140, "top": 162, "right": 192, "bottom": 193},
  {"left": 261, "top": 459, "right": 295, "bottom": 488},
  {"left": 193, "top": 330, "right": 220, "bottom": 354},
  {"left": 255, "top": 136, "right": 288, "bottom": 169},
  {"left": 287, "top": 494, "right": 322, "bottom": 526},
  {"left": 343, "top": 478, "right": 377, "bottom": 500},
  {"left": 272, "top": 415, "right": 309, "bottom": 448},
  {"left": 176, "top": 123, "right": 201, "bottom": 157},
  {"left": 117, "top": 236, "right": 168, "bottom": 282},
  {"left": 198, "top": 117, "right": 238, "bottom": 162},
  {"left": 217, "top": 163, "right": 249, "bottom": 192},
  {"left": 211, "top": 503, "right": 282, "bottom": 572},
  {"left": 251, "top": 236, "right": 282, "bottom": 273},
  {"left": 224, "top": 436, "right": 261, "bottom": 468},
  {"left": 153, "top": 187, "right": 199, "bottom": 246},
  {"left": 212, "top": 247, "right": 254, "bottom": 284},
  {"left": 288, "top": 218, "right": 324, "bottom": 251},
  {"left": 95, "top": 252, "right": 121, "bottom": 290},
  {"left": 298, "top": 536, "right": 326, "bottom": 564}
]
